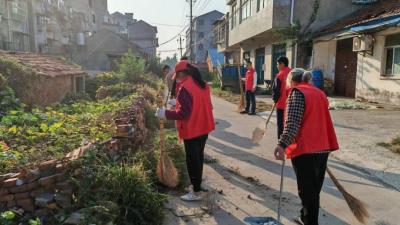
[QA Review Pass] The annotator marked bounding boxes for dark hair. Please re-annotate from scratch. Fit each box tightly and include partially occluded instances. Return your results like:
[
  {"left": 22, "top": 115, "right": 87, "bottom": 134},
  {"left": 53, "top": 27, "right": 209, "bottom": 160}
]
[
  {"left": 171, "top": 80, "right": 177, "bottom": 98},
  {"left": 246, "top": 60, "right": 252, "bottom": 65},
  {"left": 162, "top": 65, "right": 170, "bottom": 71},
  {"left": 180, "top": 56, "right": 188, "bottom": 60},
  {"left": 186, "top": 64, "right": 206, "bottom": 89},
  {"left": 277, "top": 56, "right": 289, "bottom": 67}
]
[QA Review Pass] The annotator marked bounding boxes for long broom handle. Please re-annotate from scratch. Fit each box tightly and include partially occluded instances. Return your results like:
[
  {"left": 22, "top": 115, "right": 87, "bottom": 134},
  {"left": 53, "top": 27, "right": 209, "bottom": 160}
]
[
  {"left": 265, "top": 103, "right": 276, "bottom": 129},
  {"left": 277, "top": 159, "right": 286, "bottom": 222},
  {"left": 238, "top": 63, "right": 244, "bottom": 96}
]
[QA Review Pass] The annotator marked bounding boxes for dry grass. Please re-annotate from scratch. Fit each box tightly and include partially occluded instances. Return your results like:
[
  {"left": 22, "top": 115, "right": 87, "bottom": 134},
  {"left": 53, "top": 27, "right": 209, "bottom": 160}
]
[
  {"left": 211, "top": 87, "right": 273, "bottom": 113},
  {"left": 377, "top": 137, "right": 400, "bottom": 154}
]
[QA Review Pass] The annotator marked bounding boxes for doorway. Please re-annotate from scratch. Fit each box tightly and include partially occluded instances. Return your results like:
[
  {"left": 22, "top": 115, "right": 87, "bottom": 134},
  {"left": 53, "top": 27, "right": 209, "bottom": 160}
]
[
  {"left": 255, "top": 47, "right": 265, "bottom": 84},
  {"left": 335, "top": 38, "right": 357, "bottom": 97}
]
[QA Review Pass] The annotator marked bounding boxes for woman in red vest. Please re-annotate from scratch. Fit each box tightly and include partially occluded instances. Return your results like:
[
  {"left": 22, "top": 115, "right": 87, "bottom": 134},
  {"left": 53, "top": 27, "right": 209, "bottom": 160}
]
[
  {"left": 240, "top": 60, "right": 257, "bottom": 115},
  {"left": 272, "top": 56, "right": 291, "bottom": 139},
  {"left": 274, "top": 68, "right": 339, "bottom": 225},
  {"left": 156, "top": 60, "right": 215, "bottom": 202}
]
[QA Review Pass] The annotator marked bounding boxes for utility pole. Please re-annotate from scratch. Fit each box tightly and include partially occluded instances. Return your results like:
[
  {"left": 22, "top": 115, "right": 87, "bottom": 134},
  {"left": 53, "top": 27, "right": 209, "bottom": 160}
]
[
  {"left": 177, "top": 35, "right": 184, "bottom": 59},
  {"left": 187, "top": 0, "right": 195, "bottom": 62}
]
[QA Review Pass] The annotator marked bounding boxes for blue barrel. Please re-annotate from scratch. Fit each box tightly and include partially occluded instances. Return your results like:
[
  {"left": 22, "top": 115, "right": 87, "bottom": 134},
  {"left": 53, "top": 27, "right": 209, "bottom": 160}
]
[{"left": 311, "top": 70, "right": 324, "bottom": 89}]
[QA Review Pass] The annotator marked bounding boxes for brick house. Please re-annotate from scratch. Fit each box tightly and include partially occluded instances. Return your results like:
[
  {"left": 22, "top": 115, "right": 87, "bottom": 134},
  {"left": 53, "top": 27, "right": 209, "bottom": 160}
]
[{"left": 0, "top": 51, "right": 86, "bottom": 106}]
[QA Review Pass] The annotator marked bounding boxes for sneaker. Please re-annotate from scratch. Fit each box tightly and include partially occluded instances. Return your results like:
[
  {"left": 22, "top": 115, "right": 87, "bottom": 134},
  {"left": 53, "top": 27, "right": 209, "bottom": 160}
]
[
  {"left": 248, "top": 112, "right": 256, "bottom": 116},
  {"left": 180, "top": 191, "right": 203, "bottom": 202},
  {"left": 240, "top": 110, "right": 249, "bottom": 114}
]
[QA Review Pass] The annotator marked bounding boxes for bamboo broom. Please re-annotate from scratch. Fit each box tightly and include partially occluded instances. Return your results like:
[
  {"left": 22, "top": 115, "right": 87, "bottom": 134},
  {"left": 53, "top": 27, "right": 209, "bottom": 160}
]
[
  {"left": 237, "top": 63, "right": 246, "bottom": 112},
  {"left": 326, "top": 167, "right": 369, "bottom": 224},
  {"left": 156, "top": 86, "right": 179, "bottom": 188},
  {"left": 252, "top": 103, "right": 276, "bottom": 144}
]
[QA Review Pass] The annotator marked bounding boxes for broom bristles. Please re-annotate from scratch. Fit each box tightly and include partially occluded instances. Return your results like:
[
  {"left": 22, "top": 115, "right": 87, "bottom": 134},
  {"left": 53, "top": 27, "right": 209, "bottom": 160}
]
[
  {"left": 252, "top": 127, "right": 265, "bottom": 144},
  {"left": 327, "top": 168, "right": 369, "bottom": 224},
  {"left": 157, "top": 152, "right": 179, "bottom": 188},
  {"left": 237, "top": 95, "right": 245, "bottom": 112}
]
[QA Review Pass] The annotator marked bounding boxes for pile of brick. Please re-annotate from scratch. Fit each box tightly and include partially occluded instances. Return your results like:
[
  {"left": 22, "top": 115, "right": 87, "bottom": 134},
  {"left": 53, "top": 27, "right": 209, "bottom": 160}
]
[{"left": 0, "top": 144, "right": 91, "bottom": 216}]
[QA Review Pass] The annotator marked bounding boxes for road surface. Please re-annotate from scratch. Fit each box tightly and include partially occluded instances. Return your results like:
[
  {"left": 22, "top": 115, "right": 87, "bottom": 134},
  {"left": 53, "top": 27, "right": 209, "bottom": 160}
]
[{"left": 165, "top": 97, "right": 400, "bottom": 225}]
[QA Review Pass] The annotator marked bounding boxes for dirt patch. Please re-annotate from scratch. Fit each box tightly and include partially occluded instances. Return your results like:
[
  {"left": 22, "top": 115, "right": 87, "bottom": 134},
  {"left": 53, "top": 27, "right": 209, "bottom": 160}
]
[{"left": 377, "top": 137, "right": 400, "bottom": 154}]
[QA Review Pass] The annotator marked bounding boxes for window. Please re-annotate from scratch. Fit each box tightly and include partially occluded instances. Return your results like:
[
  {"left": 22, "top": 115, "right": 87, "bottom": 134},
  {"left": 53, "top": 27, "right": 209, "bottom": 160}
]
[
  {"left": 88, "top": 0, "right": 93, "bottom": 8},
  {"left": 92, "top": 14, "right": 96, "bottom": 23},
  {"left": 240, "top": 0, "right": 251, "bottom": 23},
  {"left": 198, "top": 19, "right": 204, "bottom": 26},
  {"left": 257, "top": 0, "right": 267, "bottom": 11},
  {"left": 231, "top": 4, "right": 237, "bottom": 29},
  {"left": 198, "top": 32, "right": 204, "bottom": 38},
  {"left": 384, "top": 34, "right": 400, "bottom": 76},
  {"left": 198, "top": 44, "right": 204, "bottom": 51}
]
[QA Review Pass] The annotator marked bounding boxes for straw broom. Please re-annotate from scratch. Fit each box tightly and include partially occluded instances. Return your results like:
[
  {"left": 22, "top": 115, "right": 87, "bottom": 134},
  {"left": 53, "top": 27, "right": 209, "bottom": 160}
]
[
  {"left": 326, "top": 167, "right": 369, "bottom": 224},
  {"left": 237, "top": 63, "right": 246, "bottom": 112},
  {"left": 156, "top": 86, "right": 179, "bottom": 188},
  {"left": 252, "top": 103, "right": 276, "bottom": 144}
]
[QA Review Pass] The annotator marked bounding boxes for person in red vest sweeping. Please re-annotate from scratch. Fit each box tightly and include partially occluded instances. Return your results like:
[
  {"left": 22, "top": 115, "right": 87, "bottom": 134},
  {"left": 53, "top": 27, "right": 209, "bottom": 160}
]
[
  {"left": 274, "top": 68, "right": 339, "bottom": 225},
  {"left": 155, "top": 60, "right": 215, "bottom": 202},
  {"left": 240, "top": 60, "right": 258, "bottom": 115},
  {"left": 272, "top": 56, "right": 291, "bottom": 139}
]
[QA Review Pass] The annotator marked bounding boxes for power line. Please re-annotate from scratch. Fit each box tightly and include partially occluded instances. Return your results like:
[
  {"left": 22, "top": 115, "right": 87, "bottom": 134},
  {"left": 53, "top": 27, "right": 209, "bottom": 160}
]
[
  {"left": 147, "top": 22, "right": 186, "bottom": 27},
  {"left": 158, "top": 24, "right": 189, "bottom": 46}
]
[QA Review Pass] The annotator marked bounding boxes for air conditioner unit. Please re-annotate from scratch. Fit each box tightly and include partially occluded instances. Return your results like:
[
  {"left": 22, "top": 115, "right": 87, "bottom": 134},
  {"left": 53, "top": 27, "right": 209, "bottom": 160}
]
[{"left": 353, "top": 35, "right": 374, "bottom": 52}]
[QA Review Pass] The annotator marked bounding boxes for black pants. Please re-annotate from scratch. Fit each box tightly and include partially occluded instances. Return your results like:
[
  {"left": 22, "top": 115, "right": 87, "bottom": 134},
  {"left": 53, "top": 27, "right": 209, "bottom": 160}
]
[
  {"left": 292, "top": 153, "right": 329, "bottom": 225},
  {"left": 277, "top": 109, "right": 284, "bottom": 140},
  {"left": 183, "top": 135, "right": 208, "bottom": 192},
  {"left": 245, "top": 91, "right": 256, "bottom": 114}
]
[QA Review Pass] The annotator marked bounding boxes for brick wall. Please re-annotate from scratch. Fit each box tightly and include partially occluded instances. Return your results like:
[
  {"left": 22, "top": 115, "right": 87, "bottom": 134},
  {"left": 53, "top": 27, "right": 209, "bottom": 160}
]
[{"left": 0, "top": 95, "right": 150, "bottom": 216}]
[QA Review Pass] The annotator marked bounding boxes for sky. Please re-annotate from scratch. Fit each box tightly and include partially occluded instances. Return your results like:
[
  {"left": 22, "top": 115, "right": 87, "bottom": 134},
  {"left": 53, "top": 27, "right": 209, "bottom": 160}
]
[{"left": 108, "top": 0, "right": 227, "bottom": 59}]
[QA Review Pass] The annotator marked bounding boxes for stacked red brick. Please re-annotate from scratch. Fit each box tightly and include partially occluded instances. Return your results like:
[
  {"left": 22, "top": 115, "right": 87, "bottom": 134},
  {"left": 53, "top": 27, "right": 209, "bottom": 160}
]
[{"left": 0, "top": 144, "right": 90, "bottom": 215}]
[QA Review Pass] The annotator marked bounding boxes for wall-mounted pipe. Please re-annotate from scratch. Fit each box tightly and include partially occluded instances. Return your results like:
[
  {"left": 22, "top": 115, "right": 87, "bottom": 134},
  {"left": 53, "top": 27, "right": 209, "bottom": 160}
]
[{"left": 290, "top": 0, "right": 298, "bottom": 68}]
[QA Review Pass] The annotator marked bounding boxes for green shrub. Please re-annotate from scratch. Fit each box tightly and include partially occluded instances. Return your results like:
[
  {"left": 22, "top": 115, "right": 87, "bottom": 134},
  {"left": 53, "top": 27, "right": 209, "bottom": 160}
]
[
  {"left": 0, "top": 87, "right": 22, "bottom": 117},
  {"left": 118, "top": 52, "right": 146, "bottom": 83},
  {"left": 85, "top": 72, "right": 121, "bottom": 99},
  {"left": 61, "top": 92, "right": 91, "bottom": 105},
  {"left": 95, "top": 83, "right": 137, "bottom": 100},
  {"left": 145, "top": 57, "right": 163, "bottom": 77}
]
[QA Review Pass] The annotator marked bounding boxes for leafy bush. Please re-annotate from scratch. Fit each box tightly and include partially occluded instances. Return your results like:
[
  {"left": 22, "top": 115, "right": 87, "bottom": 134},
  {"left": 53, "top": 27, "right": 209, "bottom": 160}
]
[
  {"left": 85, "top": 72, "right": 121, "bottom": 99},
  {"left": 0, "top": 58, "right": 39, "bottom": 103},
  {"left": 0, "top": 87, "right": 22, "bottom": 118},
  {"left": 145, "top": 57, "right": 163, "bottom": 77},
  {"left": 95, "top": 83, "right": 137, "bottom": 100},
  {"left": 118, "top": 52, "right": 146, "bottom": 83},
  {"left": 61, "top": 92, "right": 91, "bottom": 105}
]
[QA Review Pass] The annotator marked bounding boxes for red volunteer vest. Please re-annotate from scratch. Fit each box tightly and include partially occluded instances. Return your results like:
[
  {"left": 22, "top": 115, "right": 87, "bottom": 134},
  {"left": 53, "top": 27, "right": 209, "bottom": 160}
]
[
  {"left": 245, "top": 68, "right": 255, "bottom": 91},
  {"left": 276, "top": 67, "right": 291, "bottom": 109},
  {"left": 285, "top": 83, "right": 339, "bottom": 159},
  {"left": 176, "top": 76, "right": 215, "bottom": 140}
]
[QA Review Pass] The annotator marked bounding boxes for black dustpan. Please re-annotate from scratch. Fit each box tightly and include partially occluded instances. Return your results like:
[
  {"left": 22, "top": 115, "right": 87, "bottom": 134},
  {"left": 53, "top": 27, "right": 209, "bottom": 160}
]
[{"left": 244, "top": 217, "right": 283, "bottom": 225}]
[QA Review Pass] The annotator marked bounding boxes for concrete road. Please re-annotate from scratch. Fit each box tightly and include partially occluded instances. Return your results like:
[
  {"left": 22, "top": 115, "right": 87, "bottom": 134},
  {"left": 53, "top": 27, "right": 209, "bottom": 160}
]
[{"left": 165, "top": 97, "right": 400, "bottom": 225}]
